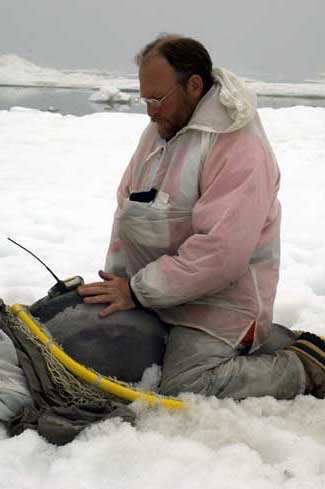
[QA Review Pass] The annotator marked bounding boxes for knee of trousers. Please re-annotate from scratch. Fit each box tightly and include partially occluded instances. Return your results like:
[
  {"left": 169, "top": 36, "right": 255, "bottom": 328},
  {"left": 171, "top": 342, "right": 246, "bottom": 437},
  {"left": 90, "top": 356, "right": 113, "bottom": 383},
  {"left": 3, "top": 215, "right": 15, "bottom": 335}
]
[{"left": 160, "top": 365, "right": 210, "bottom": 397}]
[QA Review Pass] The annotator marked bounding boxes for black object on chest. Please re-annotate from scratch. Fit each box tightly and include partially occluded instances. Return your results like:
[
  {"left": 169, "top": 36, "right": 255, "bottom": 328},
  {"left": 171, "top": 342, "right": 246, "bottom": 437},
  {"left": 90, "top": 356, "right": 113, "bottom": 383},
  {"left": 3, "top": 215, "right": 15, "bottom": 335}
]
[{"left": 129, "top": 187, "right": 157, "bottom": 203}]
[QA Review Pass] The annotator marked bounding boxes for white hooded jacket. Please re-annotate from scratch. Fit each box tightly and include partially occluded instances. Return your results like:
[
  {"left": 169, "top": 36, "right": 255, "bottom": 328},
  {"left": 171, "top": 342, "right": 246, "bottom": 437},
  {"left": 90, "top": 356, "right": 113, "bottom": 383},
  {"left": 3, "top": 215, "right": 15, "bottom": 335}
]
[{"left": 105, "top": 69, "right": 281, "bottom": 350}]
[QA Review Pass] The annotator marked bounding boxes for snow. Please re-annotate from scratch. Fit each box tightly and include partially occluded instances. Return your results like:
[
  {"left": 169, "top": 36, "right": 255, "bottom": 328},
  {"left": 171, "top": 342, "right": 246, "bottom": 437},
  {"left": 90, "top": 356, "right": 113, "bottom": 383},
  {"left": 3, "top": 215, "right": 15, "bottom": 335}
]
[
  {"left": 1, "top": 105, "right": 325, "bottom": 488},
  {"left": 0, "top": 54, "right": 139, "bottom": 91},
  {"left": 247, "top": 80, "right": 325, "bottom": 99},
  {"left": 89, "top": 86, "right": 133, "bottom": 104}
]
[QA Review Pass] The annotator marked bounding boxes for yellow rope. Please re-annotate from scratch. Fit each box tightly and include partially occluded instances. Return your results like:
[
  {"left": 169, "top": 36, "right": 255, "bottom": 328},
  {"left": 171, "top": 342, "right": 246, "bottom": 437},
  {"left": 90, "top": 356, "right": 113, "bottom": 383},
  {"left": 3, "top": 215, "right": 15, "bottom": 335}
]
[{"left": 10, "top": 304, "right": 185, "bottom": 410}]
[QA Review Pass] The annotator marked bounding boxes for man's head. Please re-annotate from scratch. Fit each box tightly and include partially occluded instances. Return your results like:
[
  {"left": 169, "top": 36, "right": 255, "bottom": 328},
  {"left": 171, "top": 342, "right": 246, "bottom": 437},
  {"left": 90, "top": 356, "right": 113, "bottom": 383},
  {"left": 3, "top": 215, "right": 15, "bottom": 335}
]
[{"left": 136, "top": 35, "right": 214, "bottom": 140}]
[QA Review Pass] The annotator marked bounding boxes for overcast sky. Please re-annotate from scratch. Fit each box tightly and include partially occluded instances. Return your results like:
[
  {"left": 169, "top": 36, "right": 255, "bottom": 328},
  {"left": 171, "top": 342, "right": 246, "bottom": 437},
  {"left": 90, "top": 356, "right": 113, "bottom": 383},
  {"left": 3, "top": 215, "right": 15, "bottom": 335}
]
[{"left": 1, "top": 0, "right": 324, "bottom": 82}]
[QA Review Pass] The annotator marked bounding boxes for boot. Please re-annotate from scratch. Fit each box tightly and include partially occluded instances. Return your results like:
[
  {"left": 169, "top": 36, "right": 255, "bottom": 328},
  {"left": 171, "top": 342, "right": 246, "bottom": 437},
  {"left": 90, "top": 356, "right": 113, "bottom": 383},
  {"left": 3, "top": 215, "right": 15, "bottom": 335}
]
[{"left": 287, "top": 332, "right": 325, "bottom": 398}]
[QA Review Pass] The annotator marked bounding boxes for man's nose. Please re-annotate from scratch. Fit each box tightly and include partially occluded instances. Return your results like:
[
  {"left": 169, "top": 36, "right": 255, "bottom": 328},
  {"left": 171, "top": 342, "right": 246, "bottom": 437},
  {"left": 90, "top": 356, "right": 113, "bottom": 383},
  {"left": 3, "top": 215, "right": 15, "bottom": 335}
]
[{"left": 147, "top": 103, "right": 160, "bottom": 119}]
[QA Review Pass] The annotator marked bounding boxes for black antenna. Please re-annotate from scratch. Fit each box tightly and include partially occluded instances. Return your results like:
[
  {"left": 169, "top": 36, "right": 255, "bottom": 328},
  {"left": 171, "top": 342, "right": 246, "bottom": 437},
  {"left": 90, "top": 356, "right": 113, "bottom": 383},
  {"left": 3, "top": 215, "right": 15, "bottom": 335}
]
[{"left": 7, "top": 237, "right": 61, "bottom": 283}]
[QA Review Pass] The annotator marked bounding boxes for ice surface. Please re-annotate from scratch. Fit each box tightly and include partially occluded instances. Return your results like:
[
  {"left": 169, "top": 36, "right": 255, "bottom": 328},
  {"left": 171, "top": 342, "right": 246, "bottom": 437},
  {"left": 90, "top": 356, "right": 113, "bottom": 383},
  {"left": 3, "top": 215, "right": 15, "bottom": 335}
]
[
  {"left": 89, "top": 86, "right": 133, "bottom": 104},
  {"left": 0, "top": 106, "right": 325, "bottom": 488},
  {"left": 248, "top": 80, "right": 325, "bottom": 99},
  {"left": 0, "top": 54, "right": 139, "bottom": 91}
]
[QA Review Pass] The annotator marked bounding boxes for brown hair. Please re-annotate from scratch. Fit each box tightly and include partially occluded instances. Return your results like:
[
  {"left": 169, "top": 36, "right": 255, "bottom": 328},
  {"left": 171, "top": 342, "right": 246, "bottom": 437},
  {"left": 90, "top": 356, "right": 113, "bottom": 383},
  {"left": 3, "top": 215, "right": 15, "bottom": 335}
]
[{"left": 136, "top": 35, "right": 215, "bottom": 95}]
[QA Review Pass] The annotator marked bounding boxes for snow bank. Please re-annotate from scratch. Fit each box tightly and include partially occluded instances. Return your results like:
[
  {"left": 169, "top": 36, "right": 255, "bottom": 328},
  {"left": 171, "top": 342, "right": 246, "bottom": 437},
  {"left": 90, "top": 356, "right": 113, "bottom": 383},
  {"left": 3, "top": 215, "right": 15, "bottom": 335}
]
[
  {"left": 0, "top": 54, "right": 138, "bottom": 91},
  {"left": 248, "top": 80, "right": 325, "bottom": 99},
  {"left": 89, "top": 86, "right": 132, "bottom": 104},
  {"left": 1, "top": 106, "right": 325, "bottom": 488}
]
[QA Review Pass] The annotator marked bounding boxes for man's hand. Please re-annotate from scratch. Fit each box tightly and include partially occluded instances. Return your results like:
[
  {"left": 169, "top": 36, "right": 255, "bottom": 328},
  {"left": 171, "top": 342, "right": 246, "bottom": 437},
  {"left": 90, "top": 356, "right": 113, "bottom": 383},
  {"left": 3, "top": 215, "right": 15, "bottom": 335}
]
[{"left": 77, "top": 270, "right": 135, "bottom": 317}]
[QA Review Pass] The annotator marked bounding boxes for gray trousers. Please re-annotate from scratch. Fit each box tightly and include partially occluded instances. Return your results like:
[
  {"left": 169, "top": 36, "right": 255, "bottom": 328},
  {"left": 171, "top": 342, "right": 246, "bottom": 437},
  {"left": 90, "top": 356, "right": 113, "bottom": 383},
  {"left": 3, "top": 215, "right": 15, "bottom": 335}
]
[
  {"left": 0, "top": 318, "right": 306, "bottom": 421},
  {"left": 0, "top": 330, "right": 33, "bottom": 422},
  {"left": 160, "top": 324, "right": 306, "bottom": 400}
]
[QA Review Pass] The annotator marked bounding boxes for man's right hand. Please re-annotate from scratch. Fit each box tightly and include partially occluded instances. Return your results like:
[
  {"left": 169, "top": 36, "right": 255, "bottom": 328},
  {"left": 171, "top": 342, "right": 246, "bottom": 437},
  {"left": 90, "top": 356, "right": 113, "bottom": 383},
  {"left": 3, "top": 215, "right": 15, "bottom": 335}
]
[{"left": 77, "top": 271, "right": 135, "bottom": 317}]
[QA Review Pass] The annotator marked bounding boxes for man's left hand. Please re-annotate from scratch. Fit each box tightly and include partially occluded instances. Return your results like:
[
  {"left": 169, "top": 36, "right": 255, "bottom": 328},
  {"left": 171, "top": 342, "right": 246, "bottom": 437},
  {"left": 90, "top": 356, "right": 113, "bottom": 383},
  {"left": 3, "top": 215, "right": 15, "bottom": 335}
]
[{"left": 77, "top": 270, "right": 135, "bottom": 317}]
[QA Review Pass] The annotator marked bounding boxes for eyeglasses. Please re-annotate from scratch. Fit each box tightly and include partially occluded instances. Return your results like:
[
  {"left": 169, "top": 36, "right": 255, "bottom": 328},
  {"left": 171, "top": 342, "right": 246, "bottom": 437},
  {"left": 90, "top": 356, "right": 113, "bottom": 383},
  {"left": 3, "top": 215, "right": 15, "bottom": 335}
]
[{"left": 140, "top": 85, "right": 178, "bottom": 108}]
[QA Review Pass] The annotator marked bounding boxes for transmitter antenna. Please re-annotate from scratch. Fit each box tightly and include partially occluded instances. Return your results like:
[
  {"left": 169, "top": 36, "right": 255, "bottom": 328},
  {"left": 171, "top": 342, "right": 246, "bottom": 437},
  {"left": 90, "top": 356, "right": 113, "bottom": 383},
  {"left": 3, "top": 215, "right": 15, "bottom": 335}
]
[{"left": 7, "top": 237, "right": 61, "bottom": 283}]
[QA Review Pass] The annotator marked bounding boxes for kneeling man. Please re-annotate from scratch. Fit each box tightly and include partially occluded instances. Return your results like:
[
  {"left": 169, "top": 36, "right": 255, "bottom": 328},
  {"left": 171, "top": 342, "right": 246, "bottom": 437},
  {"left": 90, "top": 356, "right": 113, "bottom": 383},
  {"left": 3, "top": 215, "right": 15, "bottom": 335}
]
[{"left": 79, "top": 35, "right": 325, "bottom": 400}]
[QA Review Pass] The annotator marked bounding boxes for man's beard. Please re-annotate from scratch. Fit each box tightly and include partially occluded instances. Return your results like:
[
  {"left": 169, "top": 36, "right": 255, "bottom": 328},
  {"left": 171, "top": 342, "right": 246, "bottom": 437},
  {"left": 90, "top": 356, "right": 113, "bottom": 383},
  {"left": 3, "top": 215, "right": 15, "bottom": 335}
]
[{"left": 153, "top": 95, "right": 196, "bottom": 141}]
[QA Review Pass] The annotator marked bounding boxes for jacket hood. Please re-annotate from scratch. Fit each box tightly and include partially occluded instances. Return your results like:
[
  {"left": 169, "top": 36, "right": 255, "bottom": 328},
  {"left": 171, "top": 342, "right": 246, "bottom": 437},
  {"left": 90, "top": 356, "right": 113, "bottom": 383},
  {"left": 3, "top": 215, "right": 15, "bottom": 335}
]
[{"left": 187, "top": 67, "right": 257, "bottom": 134}]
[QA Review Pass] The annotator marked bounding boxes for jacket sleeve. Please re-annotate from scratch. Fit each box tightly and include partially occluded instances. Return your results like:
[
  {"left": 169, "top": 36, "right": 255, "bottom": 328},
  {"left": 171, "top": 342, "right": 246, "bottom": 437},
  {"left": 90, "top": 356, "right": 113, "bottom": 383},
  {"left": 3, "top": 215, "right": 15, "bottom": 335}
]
[{"left": 131, "top": 130, "right": 280, "bottom": 308}]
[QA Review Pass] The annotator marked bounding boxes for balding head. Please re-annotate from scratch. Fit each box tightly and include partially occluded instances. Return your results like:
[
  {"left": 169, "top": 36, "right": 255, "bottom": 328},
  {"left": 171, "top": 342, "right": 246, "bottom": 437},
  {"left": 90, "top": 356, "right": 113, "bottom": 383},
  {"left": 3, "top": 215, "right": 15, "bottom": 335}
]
[{"left": 136, "top": 35, "right": 215, "bottom": 96}]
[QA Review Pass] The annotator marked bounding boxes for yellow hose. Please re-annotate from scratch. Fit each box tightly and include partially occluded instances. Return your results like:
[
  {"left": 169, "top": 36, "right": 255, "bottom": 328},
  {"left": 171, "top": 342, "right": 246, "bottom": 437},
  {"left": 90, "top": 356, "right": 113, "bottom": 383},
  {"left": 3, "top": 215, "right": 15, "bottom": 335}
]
[{"left": 10, "top": 304, "right": 185, "bottom": 410}]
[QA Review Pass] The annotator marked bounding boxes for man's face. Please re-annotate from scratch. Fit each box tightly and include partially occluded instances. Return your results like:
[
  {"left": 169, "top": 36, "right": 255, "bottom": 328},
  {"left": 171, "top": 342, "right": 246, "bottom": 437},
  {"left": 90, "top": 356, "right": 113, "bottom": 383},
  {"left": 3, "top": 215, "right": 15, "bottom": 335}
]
[{"left": 139, "top": 55, "right": 198, "bottom": 141}]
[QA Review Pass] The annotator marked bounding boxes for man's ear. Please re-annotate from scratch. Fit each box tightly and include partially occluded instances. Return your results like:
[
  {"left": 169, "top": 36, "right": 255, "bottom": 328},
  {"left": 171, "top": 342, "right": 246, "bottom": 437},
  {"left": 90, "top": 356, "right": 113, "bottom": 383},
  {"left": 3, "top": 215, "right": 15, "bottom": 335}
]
[{"left": 187, "top": 74, "right": 204, "bottom": 99}]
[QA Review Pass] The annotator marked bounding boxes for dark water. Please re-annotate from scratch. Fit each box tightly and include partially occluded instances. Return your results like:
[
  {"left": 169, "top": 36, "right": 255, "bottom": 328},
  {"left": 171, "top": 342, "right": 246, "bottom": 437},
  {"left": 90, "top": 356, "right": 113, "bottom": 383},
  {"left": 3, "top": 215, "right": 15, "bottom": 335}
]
[
  {"left": 0, "top": 86, "right": 144, "bottom": 116},
  {"left": 1, "top": 86, "right": 325, "bottom": 117}
]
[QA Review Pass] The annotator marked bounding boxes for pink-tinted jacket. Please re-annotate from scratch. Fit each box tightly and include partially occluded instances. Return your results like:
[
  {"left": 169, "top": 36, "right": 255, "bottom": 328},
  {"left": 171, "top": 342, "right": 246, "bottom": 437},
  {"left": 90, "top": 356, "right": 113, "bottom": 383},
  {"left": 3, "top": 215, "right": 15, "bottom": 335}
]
[{"left": 105, "top": 70, "right": 281, "bottom": 350}]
